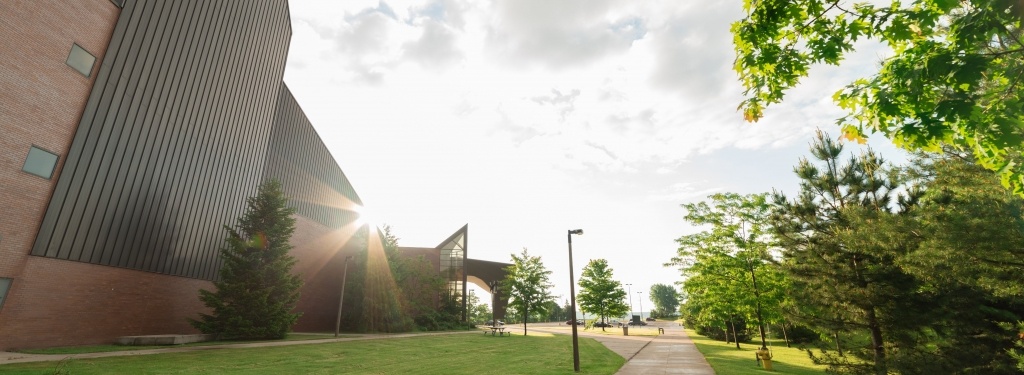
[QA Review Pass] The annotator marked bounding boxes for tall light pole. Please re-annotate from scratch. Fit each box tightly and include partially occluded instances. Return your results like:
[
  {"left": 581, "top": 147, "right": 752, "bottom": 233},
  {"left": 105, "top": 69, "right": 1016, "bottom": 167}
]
[
  {"left": 489, "top": 280, "right": 500, "bottom": 327},
  {"left": 637, "top": 291, "right": 644, "bottom": 322},
  {"left": 626, "top": 283, "right": 633, "bottom": 319},
  {"left": 567, "top": 229, "right": 584, "bottom": 372},
  {"left": 335, "top": 255, "right": 353, "bottom": 337}
]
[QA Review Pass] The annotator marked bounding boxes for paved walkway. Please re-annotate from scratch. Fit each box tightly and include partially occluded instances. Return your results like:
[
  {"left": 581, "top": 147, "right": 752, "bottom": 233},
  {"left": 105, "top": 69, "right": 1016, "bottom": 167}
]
[
  {"left": 528, "top": 321, "right": 715, "bottom": 374},
  {"left": 1, "top": 323, "right": 716, "bottom": 374}
]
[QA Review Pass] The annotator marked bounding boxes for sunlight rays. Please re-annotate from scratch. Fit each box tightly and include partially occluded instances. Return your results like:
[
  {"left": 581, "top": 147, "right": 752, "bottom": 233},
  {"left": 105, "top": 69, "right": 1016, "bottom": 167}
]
[{"left": 360, "top": 225, "right": 410, "bottom": 332}]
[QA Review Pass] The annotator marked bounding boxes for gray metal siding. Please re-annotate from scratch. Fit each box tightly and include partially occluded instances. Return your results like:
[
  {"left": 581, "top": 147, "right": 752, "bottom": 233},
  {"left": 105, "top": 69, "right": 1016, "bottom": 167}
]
[
  {"left": 32, "top": 0, "right": 292, "bottom": 280},
  {"left": 264, "top": 86, "right": 363, "bottom": 229}
]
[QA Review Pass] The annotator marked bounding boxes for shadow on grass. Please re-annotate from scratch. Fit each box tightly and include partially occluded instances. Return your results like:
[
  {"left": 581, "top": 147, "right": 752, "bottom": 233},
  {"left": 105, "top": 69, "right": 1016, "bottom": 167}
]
[
  {"left": 686, "top": 329, "right": 825, "bottom": 375},
  {"left": 18, "top": 333, "right": 355, "bottom": 355}
]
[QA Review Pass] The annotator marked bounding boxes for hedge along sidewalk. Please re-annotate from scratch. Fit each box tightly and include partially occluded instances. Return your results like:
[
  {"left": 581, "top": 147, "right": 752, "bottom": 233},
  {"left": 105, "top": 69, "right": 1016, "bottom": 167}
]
[{"left": 0, "top": 330, "right": 477, "bottom": 365}]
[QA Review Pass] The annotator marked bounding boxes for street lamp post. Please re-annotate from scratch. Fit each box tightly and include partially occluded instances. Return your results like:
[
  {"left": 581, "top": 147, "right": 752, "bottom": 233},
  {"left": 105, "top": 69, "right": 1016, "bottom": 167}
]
[
  {"left": 335, "top": 255, "right": 354, "bottom": 337},
  {"left": 568, "top": 229, "right": 584, "bottom": 372},
  {"left": 626, "top": 283, "right": 633, "bottom": 320},
  {"left": 489, "top": 280, "right": 500, "bottom": 327},
  {"left": 637, "top": 291, "right": 644, "bottom": 322}
]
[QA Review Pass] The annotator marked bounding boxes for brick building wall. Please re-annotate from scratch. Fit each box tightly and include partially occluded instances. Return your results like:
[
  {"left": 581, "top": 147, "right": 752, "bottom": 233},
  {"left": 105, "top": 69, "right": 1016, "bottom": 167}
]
[{"left": 0, "top": 0, "right": 121, "bottom": 350}]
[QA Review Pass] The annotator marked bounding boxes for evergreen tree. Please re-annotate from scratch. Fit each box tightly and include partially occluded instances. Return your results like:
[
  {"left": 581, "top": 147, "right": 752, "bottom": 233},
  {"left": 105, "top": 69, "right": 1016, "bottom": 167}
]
[
  {"left": 898, "top": 151, "right": 1024, "bottom": 373},
  {"left": 504, "top": 248, "right": 554, "bottom": 335},
  {"left": 771, "top": 131, "right": 923, "bottom": 374},
  {"left": 189, "top": 180, "right": 303, "bottom": 340},
  {"left": 577, "top": 259, "right": 629, "bottom": 331}
]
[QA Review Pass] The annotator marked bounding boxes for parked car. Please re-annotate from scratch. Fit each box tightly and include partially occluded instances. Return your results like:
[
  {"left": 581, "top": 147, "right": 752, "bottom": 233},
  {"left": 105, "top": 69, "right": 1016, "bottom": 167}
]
[
  {"left": 646, "top": 317, "right": 656, "bottom": 322},
  {"left": 593, "top": 321, "right": 612, "bottom": 327},
  {"left": 565, "top": 319, "right": 584, "bottom": 325},
  {"left": 628, "top": 320, "right": 647, "bottom": 326}
]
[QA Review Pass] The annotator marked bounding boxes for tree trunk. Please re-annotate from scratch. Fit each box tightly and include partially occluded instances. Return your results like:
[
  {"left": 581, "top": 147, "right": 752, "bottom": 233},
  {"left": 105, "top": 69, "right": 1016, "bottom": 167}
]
[
  {"left": 725, "top": 324, "right": 731, "bottom": 344},
  {"left": 730, "top": 320, "right": 740, "bottom": 349},
  {"left": 523, "top": 307, "right": 528, "bottom": 336},
  {"left": 834, "top": 331, "right": 843, "bottom": 357},
  {"left": 749, "top": 263, "right": 768, "bottom": 350},
  {"left": 781, "top": 322, "right": 790, "bottom": 348},
  {"left": 865, "top": 308, "right": 886, "bottom": 375}
]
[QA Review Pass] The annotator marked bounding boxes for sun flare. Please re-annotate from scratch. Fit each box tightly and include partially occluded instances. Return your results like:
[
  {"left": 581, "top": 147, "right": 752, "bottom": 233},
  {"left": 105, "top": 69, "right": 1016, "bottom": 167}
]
[{"left": 353, "top": 204, "right": 381, "bottom": 230}]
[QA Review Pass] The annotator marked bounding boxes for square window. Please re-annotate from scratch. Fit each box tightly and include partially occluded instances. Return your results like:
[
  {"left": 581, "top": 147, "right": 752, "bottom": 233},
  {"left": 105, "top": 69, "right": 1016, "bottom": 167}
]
[
  {"left": 23, "top": 146, "right": 59, "bottom": 179},
  {"left": 0, "top": 278, "right": 11, "bottom": 311},
  {"left": 66, "top": 44, "right": 96, "bottom": 77}
]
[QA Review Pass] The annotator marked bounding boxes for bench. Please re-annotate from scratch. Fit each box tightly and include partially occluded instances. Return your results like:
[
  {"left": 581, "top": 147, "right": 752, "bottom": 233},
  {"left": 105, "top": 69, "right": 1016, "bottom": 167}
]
[{"left": 485, "top": 326, "right": 507, "bottom": 336}]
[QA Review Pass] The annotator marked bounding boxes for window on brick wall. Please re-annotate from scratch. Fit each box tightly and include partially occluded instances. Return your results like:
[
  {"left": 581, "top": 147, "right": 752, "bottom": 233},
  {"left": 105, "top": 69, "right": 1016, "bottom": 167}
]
[
  {"left": 22, "top": 146, "right": 59, "bottom": 179},
  {"left": 0, "top": 278, "right": 11, "bottom": 311},
  {"left": 66, "top": 43, "right": 96, "bottom": 77}
]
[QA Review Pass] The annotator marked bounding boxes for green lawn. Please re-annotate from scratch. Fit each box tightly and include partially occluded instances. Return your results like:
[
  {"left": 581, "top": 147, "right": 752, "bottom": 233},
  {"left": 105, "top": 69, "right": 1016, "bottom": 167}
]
[
  {"left": 686, "top": 329, "right": 826, "bottom": 375},
  {"left": 1, "top": 332, "right": 623, "bottom": 374},
  {"left": 18, "top": 333, "right": 347, "bottom": 355}
]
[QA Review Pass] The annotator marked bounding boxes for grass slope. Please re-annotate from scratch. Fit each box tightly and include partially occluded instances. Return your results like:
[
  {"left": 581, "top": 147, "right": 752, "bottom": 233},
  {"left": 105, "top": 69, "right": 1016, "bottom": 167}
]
[{"left": 1, "top": 333, "right": 623, "bottom": 374}]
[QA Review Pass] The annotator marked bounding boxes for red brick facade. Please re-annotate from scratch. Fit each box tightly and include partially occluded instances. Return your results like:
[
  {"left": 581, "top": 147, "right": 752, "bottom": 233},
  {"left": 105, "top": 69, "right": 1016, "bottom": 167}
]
[{"left": 0, "top": 0, "right": 122, "bottom": 350}]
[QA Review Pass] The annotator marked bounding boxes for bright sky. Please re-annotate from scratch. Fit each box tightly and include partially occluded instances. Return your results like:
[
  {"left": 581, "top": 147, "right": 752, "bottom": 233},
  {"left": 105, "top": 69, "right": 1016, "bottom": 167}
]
[{"left": 282, "top": 0, "right": 908, "bottom": 309}]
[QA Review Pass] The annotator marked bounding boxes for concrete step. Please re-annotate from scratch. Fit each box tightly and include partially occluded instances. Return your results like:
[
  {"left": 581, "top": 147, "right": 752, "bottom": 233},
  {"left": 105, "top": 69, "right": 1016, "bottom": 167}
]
[{"left": 116, "top": 334, "right": 217, "bottom": 346}]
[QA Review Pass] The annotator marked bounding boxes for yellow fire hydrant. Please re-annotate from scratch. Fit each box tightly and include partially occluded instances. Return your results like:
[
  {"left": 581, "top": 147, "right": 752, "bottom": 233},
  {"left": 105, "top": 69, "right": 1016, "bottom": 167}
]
[{"left": 756, "top": 348, "right": 773, "bottom": 371}]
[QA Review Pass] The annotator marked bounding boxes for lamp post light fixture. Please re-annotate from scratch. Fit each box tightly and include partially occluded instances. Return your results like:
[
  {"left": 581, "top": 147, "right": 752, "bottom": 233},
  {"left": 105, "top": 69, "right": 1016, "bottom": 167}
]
[
  {"left": 334, "top": 255, "right": 354, "bottom": 337},
  {"left": 637, "top": 291, "right": 644, "bottom": 322},
  {"left": 567, "top": 229, "right": 584, "bottom": 372}
]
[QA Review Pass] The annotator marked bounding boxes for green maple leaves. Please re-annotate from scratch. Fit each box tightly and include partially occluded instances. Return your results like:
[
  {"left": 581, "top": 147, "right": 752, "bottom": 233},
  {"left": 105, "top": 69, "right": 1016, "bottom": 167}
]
[{"left": 734, "top": 0, "right": 1024, "bottom": 195}]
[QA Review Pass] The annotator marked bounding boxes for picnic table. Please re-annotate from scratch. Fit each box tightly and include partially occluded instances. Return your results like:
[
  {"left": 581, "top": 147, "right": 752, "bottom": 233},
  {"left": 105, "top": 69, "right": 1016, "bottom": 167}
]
[{"left": 485, "top": 326, "right": 507, "bottom": 336}]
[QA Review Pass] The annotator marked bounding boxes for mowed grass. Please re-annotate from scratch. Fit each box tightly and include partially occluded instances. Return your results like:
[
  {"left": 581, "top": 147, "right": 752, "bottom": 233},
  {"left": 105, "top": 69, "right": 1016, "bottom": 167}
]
[
  {"left": 18, "top": 333, "right": 346, "bottom": 355},
  {"left": 1, "top": 332, "right": 624, "bottom": 374},
  {"left": 686, "top": 329, "right": 826, "bottom": 375}
]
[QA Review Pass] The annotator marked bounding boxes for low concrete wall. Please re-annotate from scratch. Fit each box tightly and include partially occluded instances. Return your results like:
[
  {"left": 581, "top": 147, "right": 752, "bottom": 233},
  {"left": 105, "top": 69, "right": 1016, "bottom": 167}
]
[{"left": 116, "top": 334, "right": 217, "bottom": 346}]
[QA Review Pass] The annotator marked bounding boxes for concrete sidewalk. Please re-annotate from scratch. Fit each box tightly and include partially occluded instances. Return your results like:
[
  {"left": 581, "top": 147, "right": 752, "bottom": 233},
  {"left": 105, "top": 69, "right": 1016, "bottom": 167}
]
[{"left": 529, "top": 322, "right": 715, "bottom": 374}]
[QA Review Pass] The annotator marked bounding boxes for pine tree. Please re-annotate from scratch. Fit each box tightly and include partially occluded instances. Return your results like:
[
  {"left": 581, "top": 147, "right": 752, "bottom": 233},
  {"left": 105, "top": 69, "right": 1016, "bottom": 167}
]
[
  {"left": 899, "top": 151, "right": 1024, "bottom": 373},
  {"left": 189, "top": 180, "right": 303, "bottom": 340},
  {"left": 771, "top": 131, "right": 923, "bottom": 374}
]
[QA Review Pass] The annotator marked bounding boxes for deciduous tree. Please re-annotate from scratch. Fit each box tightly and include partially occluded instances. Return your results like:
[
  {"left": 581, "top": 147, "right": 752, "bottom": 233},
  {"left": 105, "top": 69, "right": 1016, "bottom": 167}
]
[
  {"left": 649, "top": 284, "right": 680, "bottom": 318},
  {"left": 577, "top": 259, "right": 629, "bottom": 331},
  {"left": 669, "top": 193, "right": 782, "bottom": 349},
  {"left": 734, "top": 0, "right": 1024, "bottom": 195},
  {"left": 504, "top": 248, "right": 554, "bottom": 335}
]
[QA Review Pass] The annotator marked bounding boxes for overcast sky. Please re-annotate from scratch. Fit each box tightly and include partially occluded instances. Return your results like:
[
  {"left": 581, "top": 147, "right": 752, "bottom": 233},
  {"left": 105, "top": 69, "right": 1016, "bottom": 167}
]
[{"left": 282, "top": 0, "right": 907, "bottom": 310}]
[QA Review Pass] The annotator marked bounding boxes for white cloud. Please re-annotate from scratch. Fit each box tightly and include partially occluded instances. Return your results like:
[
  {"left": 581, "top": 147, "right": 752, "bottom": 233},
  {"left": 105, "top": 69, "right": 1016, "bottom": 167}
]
[
  {"left": 484, "top": 0, "right": 646, "bottom": 69},
  {"left": 283, "top": 0, "right": 904, "bottom": 301}
]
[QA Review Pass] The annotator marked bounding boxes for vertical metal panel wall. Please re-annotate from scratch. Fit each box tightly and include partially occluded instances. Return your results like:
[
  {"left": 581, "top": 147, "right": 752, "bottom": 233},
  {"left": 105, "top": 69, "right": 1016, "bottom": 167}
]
[
  {"left": 32, "top": 0, "right": 292, "bottom": 280},
  {"left": 264, "top": 86, "right": 362, "bottom": 229}
]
